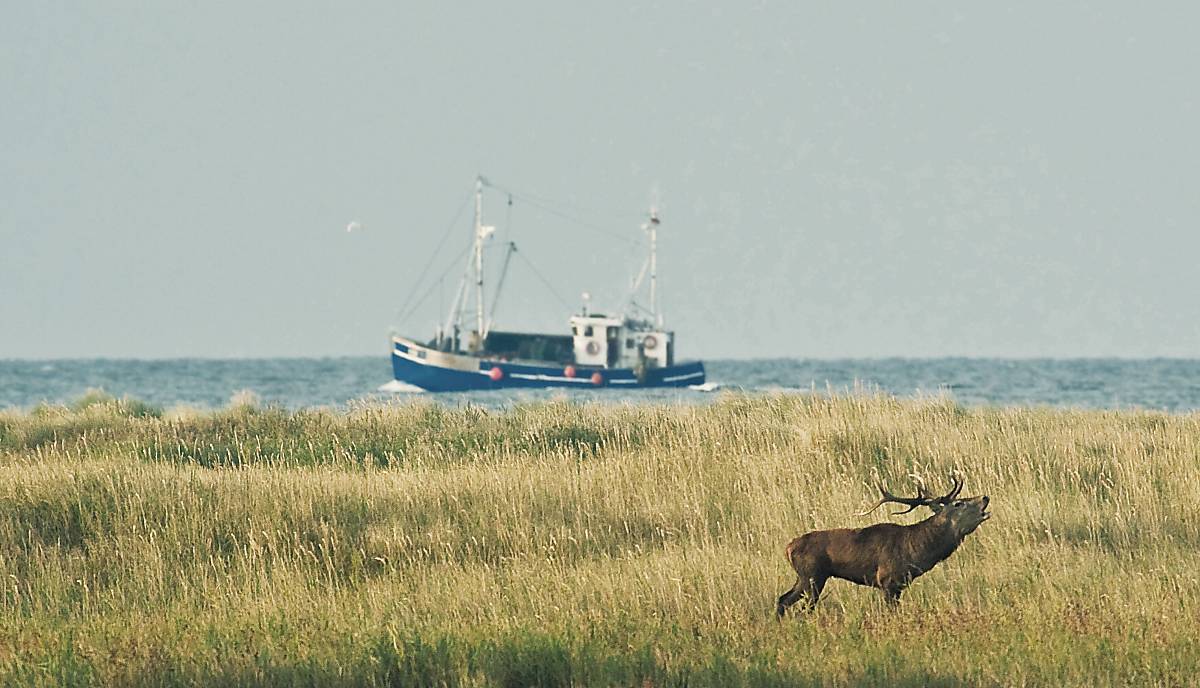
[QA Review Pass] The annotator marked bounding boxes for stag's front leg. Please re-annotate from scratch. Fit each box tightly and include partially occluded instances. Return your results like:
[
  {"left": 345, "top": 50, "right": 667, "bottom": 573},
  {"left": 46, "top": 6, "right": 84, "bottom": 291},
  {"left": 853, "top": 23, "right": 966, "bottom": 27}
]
[
  {"left": 882, "top": 585, "right": 903, "bottom": 606},
  {"left": 875, "top": 570, "right": 907, "bottom": 606}
]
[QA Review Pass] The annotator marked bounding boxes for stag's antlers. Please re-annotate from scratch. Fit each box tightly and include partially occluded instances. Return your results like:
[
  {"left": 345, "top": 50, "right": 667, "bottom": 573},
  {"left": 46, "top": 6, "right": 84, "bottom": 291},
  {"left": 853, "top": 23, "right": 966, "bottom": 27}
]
[{"left": 857, "top": 474, "right": 963, "bottom": 516}]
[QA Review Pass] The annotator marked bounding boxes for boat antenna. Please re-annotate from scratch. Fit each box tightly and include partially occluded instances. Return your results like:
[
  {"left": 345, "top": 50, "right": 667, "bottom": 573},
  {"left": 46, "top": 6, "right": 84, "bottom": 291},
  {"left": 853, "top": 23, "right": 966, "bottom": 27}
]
[
  {"left": 622, "top": 201, "right": 665, "bottom": 326},
  {"left": 645, "top": 204, "right": 662, "bottom": 329}
]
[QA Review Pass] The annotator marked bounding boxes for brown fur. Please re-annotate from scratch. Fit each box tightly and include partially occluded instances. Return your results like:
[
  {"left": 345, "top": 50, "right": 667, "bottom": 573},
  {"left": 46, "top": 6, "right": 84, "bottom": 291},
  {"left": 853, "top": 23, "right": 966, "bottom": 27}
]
[{"left": 776, "top": 490, "right": 989, "bottom": 617}]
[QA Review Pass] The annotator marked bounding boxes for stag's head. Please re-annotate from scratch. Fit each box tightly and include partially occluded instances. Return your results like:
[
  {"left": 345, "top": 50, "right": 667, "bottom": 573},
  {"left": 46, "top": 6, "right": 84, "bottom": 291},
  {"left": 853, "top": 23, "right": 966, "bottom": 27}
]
[
  {"left": 861, "top": 475, "right": 991, "bottom": 537},
  {"left": 938, "top": 492, "right": 991, "bottom": 538}
]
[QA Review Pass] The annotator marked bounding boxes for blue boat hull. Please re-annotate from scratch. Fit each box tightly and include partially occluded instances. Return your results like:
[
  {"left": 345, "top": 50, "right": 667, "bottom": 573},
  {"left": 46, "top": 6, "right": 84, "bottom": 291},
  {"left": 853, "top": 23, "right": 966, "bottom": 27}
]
[{"left": 391, "top": 338, "right": 705, "bottom": 392}]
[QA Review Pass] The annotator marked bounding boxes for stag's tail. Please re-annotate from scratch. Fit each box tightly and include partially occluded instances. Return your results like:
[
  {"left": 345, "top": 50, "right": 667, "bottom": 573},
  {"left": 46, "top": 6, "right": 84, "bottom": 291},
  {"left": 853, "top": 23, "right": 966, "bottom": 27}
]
[{"left": 784, "top": 536, "right": 806, "bottom": 570}]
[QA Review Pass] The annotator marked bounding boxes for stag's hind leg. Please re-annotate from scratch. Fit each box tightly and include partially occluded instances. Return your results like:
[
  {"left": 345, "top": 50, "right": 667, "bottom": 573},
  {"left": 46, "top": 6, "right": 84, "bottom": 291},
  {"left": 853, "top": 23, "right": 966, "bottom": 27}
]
[
  {"left": 775, "top": 582, "right": 802, "bottom": 618},
  {"left": 776, "top": 575, "right": 826, "bottom": 619}
]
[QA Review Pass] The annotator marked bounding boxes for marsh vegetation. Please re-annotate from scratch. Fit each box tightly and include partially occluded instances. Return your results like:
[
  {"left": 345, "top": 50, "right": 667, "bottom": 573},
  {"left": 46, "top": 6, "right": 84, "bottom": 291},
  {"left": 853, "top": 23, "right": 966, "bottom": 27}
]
[{"left": 1, "top": 393, "right": 1197, "bottom": 686}]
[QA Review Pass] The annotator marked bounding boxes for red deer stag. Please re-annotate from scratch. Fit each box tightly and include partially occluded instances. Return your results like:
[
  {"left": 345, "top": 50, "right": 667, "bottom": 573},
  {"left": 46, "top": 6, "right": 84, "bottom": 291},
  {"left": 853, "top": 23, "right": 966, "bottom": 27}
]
[{"left": 776, "top": 475, "right": 989, "bottom": 618}]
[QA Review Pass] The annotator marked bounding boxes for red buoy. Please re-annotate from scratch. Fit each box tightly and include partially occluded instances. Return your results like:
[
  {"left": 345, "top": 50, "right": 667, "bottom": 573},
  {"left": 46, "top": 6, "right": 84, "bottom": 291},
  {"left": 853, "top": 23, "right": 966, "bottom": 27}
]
[
  {"left": 488, "top": 367, "right": 504, "bottom": 381},
  {"left": 564, "top": 365, "right": 577, "bottom": 378},
  {"left": 590, "top": 371, "right": 603, "bottom": 386}
]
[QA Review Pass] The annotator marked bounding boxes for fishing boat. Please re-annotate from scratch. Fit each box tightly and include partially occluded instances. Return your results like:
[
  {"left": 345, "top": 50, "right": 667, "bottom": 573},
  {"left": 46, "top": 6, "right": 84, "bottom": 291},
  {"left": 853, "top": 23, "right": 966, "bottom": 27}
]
[{"left": 387, "top": 176, "right": 706, "bottom": 392}]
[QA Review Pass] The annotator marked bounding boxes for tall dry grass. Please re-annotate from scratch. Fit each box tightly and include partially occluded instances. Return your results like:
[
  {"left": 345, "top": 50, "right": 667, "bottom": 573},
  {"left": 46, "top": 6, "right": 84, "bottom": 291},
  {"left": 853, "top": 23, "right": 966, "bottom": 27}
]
[{"left": 0, "top": 393, "right": 1198, "bottom": 686}]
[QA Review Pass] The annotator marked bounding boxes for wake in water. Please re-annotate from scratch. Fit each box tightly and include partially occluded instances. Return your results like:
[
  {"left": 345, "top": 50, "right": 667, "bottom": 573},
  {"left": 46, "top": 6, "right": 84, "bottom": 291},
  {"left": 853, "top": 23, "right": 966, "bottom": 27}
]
[{"left": 377, "top": 380, "right": 426, "bottom": 394}]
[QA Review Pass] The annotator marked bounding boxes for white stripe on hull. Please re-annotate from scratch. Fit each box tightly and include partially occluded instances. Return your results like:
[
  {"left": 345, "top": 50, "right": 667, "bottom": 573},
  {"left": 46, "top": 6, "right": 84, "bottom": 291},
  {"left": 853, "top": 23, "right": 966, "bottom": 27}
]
[{"left": 509, "top": 373, "right": 591, "bottom": 383}]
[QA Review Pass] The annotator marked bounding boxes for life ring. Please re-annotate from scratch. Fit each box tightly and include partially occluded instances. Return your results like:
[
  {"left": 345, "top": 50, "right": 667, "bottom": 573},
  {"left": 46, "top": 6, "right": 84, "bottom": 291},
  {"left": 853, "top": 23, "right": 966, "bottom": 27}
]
[
  {"left": 585, "top": 341, "right": 601, "bottom": 355},
  {"left": 643, "top": 335, "right": 658, "bottom": 350},
  {"left": 488, "top": 367, "right": 504, "bottom": 382},
  {"left": 590, "top": 371, "right": 604, "bottom": 386},
  {"left": 564, "top": 365, "right": 577, "bottom": 378}
]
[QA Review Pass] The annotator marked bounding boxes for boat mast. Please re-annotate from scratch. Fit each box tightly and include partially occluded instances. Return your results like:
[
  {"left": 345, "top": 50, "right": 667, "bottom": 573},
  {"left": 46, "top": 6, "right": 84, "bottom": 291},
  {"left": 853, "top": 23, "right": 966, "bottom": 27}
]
[
  {"left": 473, "top": 176, "right": 486, "bottom": 339},
  {"left": 441, "top": 175, "right": 491, "bottom": 350}
]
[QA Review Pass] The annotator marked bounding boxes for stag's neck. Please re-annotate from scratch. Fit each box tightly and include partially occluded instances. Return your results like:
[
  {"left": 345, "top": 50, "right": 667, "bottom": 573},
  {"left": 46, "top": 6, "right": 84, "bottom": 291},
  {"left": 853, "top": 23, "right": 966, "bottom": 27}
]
[{"left": 906, "top": 515, "right": 962, "bottom": 570}]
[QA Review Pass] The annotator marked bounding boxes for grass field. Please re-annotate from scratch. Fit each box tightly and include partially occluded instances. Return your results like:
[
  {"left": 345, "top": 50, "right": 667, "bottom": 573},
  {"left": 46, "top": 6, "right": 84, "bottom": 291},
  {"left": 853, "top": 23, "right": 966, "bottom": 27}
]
[{"left": 1, "top": 392, "right": 1198, "bottom": 686}]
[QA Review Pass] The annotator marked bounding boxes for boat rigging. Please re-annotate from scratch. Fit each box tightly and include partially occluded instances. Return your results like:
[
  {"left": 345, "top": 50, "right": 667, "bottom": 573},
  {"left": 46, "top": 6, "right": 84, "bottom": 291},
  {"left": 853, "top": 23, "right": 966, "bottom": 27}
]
[{"left": 387, "top": 175, "right": 705, "bottom": 391}]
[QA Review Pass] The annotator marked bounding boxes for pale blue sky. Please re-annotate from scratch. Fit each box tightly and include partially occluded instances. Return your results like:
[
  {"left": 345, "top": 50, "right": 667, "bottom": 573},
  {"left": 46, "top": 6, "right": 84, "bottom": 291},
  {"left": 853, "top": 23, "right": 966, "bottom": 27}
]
[{"left": 3, "top": 3, "right": 1197, "bottom": 359}]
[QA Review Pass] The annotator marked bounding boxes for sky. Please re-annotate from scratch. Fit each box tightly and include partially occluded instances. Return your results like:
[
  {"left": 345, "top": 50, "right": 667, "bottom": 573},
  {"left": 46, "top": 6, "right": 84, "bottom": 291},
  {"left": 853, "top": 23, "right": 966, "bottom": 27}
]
[{"left": 2, "top": 3, "right": 1198, "bottom": 360}]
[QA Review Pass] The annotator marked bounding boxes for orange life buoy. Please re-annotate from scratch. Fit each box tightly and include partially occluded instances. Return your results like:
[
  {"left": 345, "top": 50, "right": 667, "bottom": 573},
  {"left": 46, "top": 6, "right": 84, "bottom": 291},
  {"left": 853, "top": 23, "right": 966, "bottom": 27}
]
[
  {"left": 590, "top": 371, "right": 603, "bottom": 385},
  {"left": 564, "top": 365, "right": 577, "bottom": 378},
  {"left": 488, "top": 367, "right": 504, "bottom": 381}
]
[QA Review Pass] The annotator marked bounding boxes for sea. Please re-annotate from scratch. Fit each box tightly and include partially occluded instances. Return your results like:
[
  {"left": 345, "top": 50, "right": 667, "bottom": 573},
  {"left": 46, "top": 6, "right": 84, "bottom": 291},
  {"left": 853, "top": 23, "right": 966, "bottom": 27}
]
[{"left": 2, "top": 358, "right": 1200, "bottom": 413}]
